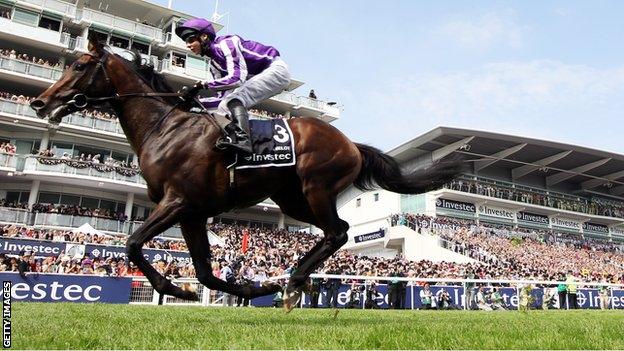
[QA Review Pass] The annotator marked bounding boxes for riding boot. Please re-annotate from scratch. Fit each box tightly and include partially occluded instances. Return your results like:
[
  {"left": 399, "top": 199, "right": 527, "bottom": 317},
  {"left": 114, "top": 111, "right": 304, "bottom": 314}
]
[{"left": 221, "top": 99, "right": 253, "bottom": 155}]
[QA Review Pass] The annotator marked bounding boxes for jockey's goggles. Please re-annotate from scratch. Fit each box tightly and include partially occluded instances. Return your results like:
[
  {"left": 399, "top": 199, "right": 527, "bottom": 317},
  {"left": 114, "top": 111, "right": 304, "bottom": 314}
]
[{"left": 185, "top": 35, "right": 201, "bottom": 44}]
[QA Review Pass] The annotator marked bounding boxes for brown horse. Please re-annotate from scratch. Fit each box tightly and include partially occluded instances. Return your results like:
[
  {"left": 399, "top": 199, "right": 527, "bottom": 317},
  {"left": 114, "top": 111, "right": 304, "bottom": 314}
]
[{"left": 30, "top": 38, "right": 464, "bottom": 310}]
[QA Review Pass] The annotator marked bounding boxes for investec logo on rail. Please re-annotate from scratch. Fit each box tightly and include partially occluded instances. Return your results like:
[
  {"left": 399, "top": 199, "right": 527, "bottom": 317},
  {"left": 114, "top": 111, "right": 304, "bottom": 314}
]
[
  {"left": 11, "top": 281, "right": 102, "bottom": 301},
  {"left": 435, "top": 198, "right": 475, "bottom": 213},
  {"left": 516, "top": 211, "right": 549, "bottom": 225},
  {"left": 2, "top": 241, "right": 60, "bottom": 255},
  {"left": 582, "top": 222, "right": 609, "bottom": 233}
]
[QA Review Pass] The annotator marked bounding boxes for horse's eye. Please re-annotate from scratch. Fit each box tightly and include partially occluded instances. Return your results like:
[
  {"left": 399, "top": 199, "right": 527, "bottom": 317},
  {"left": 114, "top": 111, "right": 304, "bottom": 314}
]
[{"left": 74, "top": 63, "right": 86, "bottom": 71}]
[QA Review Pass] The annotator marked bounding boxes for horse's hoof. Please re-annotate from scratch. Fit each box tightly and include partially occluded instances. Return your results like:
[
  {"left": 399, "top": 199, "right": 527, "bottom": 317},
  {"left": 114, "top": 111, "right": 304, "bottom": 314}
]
[
  {"left": 262, "top": 281, "right": 282, "bottom": 294},
  {"left": 283, "top": 289, "right": 301, "bottom": 313}
]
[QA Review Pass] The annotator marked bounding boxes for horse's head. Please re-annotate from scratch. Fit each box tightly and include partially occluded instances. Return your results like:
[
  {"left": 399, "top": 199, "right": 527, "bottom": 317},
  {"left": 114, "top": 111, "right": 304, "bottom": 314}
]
[{"left": 30, "top": 36, "right": 114, "bottom": 124}]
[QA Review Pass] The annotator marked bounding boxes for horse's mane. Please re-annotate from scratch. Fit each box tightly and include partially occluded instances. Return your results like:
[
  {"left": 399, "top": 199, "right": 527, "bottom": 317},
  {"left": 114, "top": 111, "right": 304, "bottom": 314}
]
[{"left": 115, "top": 50, "right": 180, "bottom": 105}]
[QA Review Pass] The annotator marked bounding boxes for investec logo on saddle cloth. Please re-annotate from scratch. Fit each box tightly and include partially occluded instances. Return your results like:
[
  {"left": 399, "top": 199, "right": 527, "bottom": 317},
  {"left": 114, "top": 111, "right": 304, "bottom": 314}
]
[
  {"left": 235, "top": 119, "right": 296, "bottom": 169},
  {"left": 435, "top": 198, "right": 476, "bottom": 213}
]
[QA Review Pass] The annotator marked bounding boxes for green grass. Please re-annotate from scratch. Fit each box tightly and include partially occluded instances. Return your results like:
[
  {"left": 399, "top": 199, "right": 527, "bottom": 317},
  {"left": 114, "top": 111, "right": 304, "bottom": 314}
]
[{"left": 10, "top": 302, "right": 624, "bottom": 349}]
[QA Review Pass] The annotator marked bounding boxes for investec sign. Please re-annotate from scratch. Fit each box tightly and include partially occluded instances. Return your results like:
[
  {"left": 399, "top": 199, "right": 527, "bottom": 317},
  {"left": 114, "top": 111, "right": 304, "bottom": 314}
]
[
  {"left": 517, "top": 211, "right": 550, "bottom": 227},
  {"left": 550, "top": 217, "right": 582, "bottom": 232},
  {"left": 583, "top": 222, "right": 609, "bottom": 234},
  {"left": 435, "top": 198, "right": 475, "bottom": 214},
  {"left": 477, "top": 205, "right": 515, "bottom": 220},
  {"left": 610, "top": 226, "right": 624, "bottom": 237}
]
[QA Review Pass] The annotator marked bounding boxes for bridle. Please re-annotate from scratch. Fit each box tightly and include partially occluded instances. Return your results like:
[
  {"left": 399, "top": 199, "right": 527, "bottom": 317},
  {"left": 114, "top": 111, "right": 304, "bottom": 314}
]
[
  {"left": 67, "top": 50, "right": 183, "bottom": 109},
  {"left": 66, "top": 50, "right": 186, "bottom": 147}
]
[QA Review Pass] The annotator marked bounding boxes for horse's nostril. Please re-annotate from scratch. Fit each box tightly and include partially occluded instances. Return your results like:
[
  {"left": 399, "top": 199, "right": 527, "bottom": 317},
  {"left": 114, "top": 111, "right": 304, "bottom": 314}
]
[{"left": 30, "top": 99, "right": 45, "bottom": 110}]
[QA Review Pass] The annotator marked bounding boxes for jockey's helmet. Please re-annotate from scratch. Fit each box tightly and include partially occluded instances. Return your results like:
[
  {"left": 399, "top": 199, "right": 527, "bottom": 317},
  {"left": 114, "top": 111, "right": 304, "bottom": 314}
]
[{"left": 175, "top": 18, "right": 216, "bottom": 42}]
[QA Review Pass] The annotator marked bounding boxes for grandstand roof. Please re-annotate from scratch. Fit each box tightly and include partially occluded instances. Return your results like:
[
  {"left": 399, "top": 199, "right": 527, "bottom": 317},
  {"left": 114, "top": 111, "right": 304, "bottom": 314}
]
[{"left": 389, "top": 127, "right": 624, "bottom": 198}]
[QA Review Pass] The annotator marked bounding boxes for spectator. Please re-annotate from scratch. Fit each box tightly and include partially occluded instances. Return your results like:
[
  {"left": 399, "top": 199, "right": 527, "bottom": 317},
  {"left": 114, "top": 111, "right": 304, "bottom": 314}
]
[{"left": 419, "top": 283, "right": 434, "bottom": 309}]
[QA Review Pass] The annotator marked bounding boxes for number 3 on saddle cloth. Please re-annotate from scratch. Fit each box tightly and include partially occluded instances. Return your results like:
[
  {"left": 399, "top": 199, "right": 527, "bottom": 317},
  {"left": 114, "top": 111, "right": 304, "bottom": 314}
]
[{"left": 233, "top": 119, "right": 296, "bottom": 170}]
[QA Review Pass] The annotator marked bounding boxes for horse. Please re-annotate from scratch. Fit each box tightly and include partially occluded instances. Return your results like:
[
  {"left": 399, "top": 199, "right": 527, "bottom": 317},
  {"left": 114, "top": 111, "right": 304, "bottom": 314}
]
[{"left": 30, "top": 37, "right": 465, "bottom": 310}]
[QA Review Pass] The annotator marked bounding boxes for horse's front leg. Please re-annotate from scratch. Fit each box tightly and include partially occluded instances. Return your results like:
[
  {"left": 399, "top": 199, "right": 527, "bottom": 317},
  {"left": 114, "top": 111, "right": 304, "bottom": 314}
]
[
  {"left": 179, "top": 216, "right": 282, "bottom": 300},
  {"left": 125, "top": 193, "right": 198, "bottom": 300}
]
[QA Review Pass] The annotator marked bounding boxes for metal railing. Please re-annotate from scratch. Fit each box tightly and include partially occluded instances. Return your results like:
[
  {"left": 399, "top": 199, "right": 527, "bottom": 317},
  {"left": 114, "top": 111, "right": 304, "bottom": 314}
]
[
  {"left": 78, "top": 9, "right": 162, "bottom": 40},
  {"left": 19, "top": 0, "right": 77, "bottom": 17},
  {"left": 0, "top": 57, "right": 63, "bottom": 81},
  {"left": 23, "top": 156, "right": 146, "bottom": 186}
]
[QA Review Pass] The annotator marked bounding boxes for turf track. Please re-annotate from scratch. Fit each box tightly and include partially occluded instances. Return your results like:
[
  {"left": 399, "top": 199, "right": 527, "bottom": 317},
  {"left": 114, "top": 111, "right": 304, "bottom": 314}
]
[{"left": 11, "top": 302, "right": 624, "bottom": 349}]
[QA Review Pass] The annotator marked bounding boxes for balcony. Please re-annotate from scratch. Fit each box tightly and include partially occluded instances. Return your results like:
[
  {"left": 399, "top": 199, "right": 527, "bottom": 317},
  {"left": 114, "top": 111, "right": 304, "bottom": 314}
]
[
  {"left": 0, "top": 153, "right": 17, "bottom": 171},
  {"left": 0, "top": 17, "right": 68, "bottom": 51},
  {"left": 0, "top": 56, "right": 62, "bottom": 82},
  {"left": 33, "top": 212, "right": 130, "bottom": 234},
  {"left": 159, "top": 59, "right": 210, "bottom": 80},
  {"left": 160, "top": 32, "right": 187, "bottom": 51},
  {"left": 76, "top": 9, "right": 162, "bottom": 42},
  {"left": 0, "top": 208, "right": 31, "bottom": 225},
  {"left": 23, "top": 156, "right": 147, "bottom": 188},
  {"left": 0, "top": 99, "right": 127, "bottom": 137},
  {"left": 273, "top": 91, "right": 340, "bottom": 118},
  {"left": 18, "top": 0, "right": 77, "bottom": 18}
]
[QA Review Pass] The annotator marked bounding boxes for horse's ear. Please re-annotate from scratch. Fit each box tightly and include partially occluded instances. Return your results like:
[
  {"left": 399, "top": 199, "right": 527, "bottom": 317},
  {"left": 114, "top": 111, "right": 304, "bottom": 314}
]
[{"left": 87, "top": 32, "right": 104, "bottom": 53}]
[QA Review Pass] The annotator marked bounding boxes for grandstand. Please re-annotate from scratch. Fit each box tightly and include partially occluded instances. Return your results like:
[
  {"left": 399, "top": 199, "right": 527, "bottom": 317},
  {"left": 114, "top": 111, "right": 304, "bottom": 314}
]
[
  {"left": 339, "top": 127, "right": 624, "bottom": 260},
  {"left": 0, "top": 0, "right": 339, "bottom": 237}
]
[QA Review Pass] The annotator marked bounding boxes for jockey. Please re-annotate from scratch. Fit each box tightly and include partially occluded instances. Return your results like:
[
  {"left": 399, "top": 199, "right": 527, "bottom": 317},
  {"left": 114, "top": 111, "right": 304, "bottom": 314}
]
[{"left": 175, "top": 18, "right": 291, "bottom": 154}]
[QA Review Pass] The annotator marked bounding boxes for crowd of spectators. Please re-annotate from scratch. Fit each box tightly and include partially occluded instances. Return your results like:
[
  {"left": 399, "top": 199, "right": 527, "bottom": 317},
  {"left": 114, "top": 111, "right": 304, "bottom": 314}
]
[
  {"left": 1, "top": 8, "right": 11, "bottom": 19},
  {"left": 0, "top": 48, "right": 66, "bottom": 69},
  {"left": 2, "top": 211, "right": 624, "bottom": 287},
  {"left": 0, "top": 142, "right": 16, "bottom": 154},
  {"left": 446, "top": 178, "right": 624, "bottom": 219},
  {"left": 249, "top": 108, "right": 285, "bottom": 119},
  {"left": 35, "top": 148, "right": 139, "bottom": 173},
  {"left": 30, "top": 203, "right": 129, "bottom": 221}
]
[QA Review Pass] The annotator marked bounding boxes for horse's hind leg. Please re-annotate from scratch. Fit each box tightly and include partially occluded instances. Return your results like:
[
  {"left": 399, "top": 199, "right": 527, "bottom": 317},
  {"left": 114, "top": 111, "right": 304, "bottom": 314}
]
[
  {"left": 282, "top": 188, "right": 350, "bottom": 310},
  {"left": 179, "top": 216, "right": 281, "bottom": 299},
  {"left": 126, "top": 193, "right": 197, "bottom": 300}
]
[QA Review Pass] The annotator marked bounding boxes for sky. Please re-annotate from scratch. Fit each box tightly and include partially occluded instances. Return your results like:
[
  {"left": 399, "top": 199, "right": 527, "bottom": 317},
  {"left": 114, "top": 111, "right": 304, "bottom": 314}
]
[{"left": 152, "top": 0, "right": 624, "bottom": 153}]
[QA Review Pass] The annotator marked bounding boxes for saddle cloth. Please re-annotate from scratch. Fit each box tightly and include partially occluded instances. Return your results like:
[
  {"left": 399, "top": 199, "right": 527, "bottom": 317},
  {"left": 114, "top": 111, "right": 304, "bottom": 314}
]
[{"left": 235, "top": 118, "right": 296, "bottom": 169}]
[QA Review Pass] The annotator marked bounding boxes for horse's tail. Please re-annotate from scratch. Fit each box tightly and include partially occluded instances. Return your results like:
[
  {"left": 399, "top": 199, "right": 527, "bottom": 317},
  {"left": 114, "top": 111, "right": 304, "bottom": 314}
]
[{"left": 354, "top": 143, "right": 465, "bottom": 194}]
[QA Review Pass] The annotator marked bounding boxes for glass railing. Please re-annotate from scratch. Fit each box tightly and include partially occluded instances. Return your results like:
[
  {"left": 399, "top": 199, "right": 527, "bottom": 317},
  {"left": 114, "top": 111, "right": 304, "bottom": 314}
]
[
  {"left": 159, "top": 60, "right": 210, "bottom": 80},
  {"left": 273, "top": 91, "right": 339, "bottom": 115},
  {"left": 0, "top": 99, "right": 39, "bottom": 118},
  {"left": 19, "top": 0, "right": 77, "bottom": 17},
  {"left": 62, "top": 112, "right": 124, "bottom": 135},
  {"left": 33, "top": 212, "right": 131, "bottom": 233},
  {"left": 0, "top": 153, "right": 17, "bottom": 169},
  {"left": 130, "top": 221, "right": 182, "bottom": 238},
  {"left": 0, "top": 99, "right": 125, "bottom": 136},
  {"left": 161, "top": 32, "right": 187, "bottom": 49},
  {"left": 0, "top": 208, "right": 31, "bottom": 225},
  {"left": 23, "top": 157, "right": 147, "bottom": 186},
  {"left": 78, "top": 9, "right": 162, "bottom": 41},
  {"left": 0, "top": 57, "right": 63, "bottom": 81}
]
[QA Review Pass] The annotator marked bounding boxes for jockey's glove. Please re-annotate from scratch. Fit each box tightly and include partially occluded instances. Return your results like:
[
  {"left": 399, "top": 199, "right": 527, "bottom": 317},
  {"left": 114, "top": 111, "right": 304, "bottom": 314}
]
[{"left": 178, "top": 81, "right": 204, "bottom": 102}]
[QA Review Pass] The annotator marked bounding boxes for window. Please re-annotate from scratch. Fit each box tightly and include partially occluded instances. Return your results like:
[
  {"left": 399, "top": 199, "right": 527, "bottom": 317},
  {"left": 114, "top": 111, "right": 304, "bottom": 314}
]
[
  {"left": 373, "top": 193, "right": 379, "bottom": 202},
  {"left": 12, "top": 8, "right": 39, "bottom": 26},
  {"left": 356, "top": 198, "right": 361, "bottom": 208},
  {"left": 110, "top": 35, "right": 129, "bottom": 49},
  {"left": 0, "top": 5, "right": 11, "bottom": 20},
  {"left": 38, "top": 16, "right": 61, "bottom": 31},
  {"left": 172, "top": 52, "right": 186, "bottom": 67},
  {"left": 38, "top": 192, "right": 60, "bottom": 204},
  {"left": 131, "top": 40, "right": 149, "bottom": 55},
  {"left": 88, "top": 29, "right": 108, "bottom": 43},
  {"left": 80, "top": 197, "right": 99, "bottom": 209},
  {"left": 59, "top": 194, "right": 80, "bottom": 206}
]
